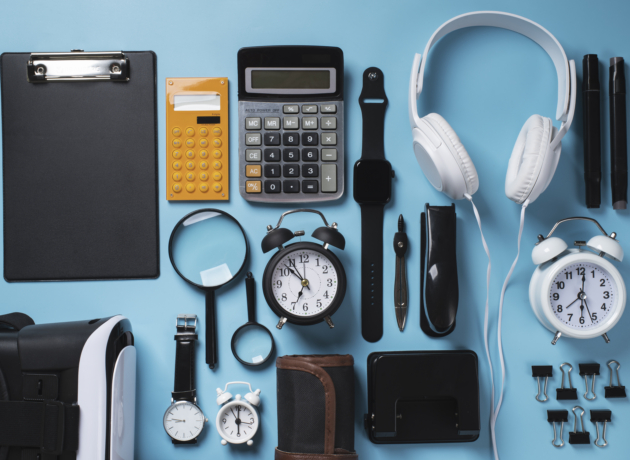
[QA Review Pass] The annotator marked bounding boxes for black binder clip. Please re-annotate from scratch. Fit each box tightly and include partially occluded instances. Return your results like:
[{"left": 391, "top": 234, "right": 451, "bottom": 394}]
[
  {"left": 568, "top": 406, "right": 590, "bottom": 445},
  {"left": 556, "top": 363, "right": 577, "bottom": 400},
  {"left": 590, "top": 410, "right": 612, "bottom": 448},
  {"left": 532, "top": 365, "right": 552, "bottom": 402},
  {"left": 547, "top": 410, "right": 568, "bottom": 448},
  {"left": 604, "top": 360, "right": 626, "bottom": 398},
  {"left": 579, "top": 363, "right": 600, "bottom": 400}
]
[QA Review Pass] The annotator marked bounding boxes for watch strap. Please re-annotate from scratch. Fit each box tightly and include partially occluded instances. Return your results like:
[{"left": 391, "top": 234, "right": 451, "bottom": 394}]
[
  {"left": 358, "top": 67, "right": 388, "bottom": 160},
  {"left": 173, "top": 315, "right": 198, "bottom": 402},
  {"left": 361, "top": 204, "right": 384, "bottom": 342}
]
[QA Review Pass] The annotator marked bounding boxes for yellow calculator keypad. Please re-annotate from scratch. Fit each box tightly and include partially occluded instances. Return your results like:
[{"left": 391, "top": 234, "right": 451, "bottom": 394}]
[{"left": 166, "top": 77, "right": 229, "bottom": 200}]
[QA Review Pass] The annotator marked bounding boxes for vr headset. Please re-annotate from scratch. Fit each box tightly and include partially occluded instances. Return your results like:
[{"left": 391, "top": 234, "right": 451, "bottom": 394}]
[{"left": 0, "top": 313, "right": 136, "bottom": 460}]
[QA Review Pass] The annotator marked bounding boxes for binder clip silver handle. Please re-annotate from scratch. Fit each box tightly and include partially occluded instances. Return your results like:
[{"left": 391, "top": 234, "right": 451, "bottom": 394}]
[
  {"left": 551, "top": 421, "right": 565, "bottom": 448},
  {"left": 594, "top": 421, "right": 608, "bottom": 448},
  {"left": 560, "top": 363, "right": 573, "bottom": 390},
  {"left": 583, "top": 374, "right": 597, "bottom": 400}
]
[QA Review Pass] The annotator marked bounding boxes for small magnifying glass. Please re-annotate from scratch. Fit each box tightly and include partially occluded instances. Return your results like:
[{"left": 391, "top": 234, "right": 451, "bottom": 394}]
[
  {"left": 169, "top": 209, "right": 248, "bottom": 369},
  {"left": 231, "top": 272, "right": 275, "bottom": 366}
]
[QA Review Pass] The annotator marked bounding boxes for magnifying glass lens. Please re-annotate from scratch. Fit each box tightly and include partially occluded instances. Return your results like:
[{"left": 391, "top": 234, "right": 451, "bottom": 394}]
[
  {"left": 233, "top": 324, "right": 274, "bottom": 365},
  {"left": 171, "top": 211, "right": 247, "bottom": 287}
]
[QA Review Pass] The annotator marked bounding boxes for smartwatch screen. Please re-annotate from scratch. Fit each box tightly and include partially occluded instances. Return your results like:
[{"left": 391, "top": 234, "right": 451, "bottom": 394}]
[{"left": 353, "top": 159, "right": 392, "bottom": 204}]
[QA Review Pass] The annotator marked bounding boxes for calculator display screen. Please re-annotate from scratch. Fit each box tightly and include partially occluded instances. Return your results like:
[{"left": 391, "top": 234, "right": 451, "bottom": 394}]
[
  {"left": 173, "top": 94, "right": 221, "bottom": 111},
  {"left": 245, "top": 67, "right": 336, "bottom": 95},
  {"left": 251, "top": 70, "right": 330, "bottom": 89}
]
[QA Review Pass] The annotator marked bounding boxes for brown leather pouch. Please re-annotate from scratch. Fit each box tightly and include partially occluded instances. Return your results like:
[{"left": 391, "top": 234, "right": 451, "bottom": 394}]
[{"left": 275, "top": 355, "right": 357, "bottom": 460}]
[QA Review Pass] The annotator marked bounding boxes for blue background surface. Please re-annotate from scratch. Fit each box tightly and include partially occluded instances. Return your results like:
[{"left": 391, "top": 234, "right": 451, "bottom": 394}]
[{"left": 1, "top": 0, "right": 630, "bottom": 458}]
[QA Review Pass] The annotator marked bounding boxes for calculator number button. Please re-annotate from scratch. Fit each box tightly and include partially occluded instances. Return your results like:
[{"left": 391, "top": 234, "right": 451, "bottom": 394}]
[
  {"left": 303, "top": 180, "right": 319, "bottom": 193},
  {"left": 302, "top": 164, "right": 319, "bottom": 177},
  {"left": 246, "top": 149, "right": 261, "bottom": 162},
  {"left": 302, "top": 105, "right": 318, "bottom": 114},
  {"left": 185, "top": 150, "right": 195, "bottom": 159},
  {"left": 186, "top": 161, "right": 195, "bottom": 170},
  {"left": 246, "top": 133, "right": 262, "bottom": 146},
  {"left": 265, "top": 117, "right": 280, "bottom": 130},
  {"left": 321, "top": 133, "right": 337, "bottom": 146},
  {"left": 302, "top": 117, "right": 318, "bottom": 130},
  {"left": 264, "top": 132, "right": 281, "bottom": 146},
  {"left": 265, "top": 180, "right": 281, "bottom": 193},
  {"left": 245, "top": 118, "right": 262, "bottom": 130},
  {"left": 283, "top": 133, "right": 299, "bottom": 146},
  {"left": 283, "top": 117, "right": 299, "bottom": 130},
  {"left": 283, "top": 105, "right": 299, "bottom": 114},
  {"left": 302, "top": 133, "right": 318, "bottom": 146},
  {"left": 172, "top": 150, "right": 182, "bottom": 159},
  {"left": 264, "top": 165, "right": 281, "bottom": 178},
  {"left": 246, "top": 165, "right": 262, "bottom": 178},
  {"left": 264, "top": 148, "right": 281, "bottom": 162},
  {"left": 246, "top": 181, "right": 262, "bottom": 193},
  {"left": 283, "top": 148, "right": 299, "bottom": 162},
  {"left": 186, "top": 172, "right": 195, "bottom": 181},
  {"left": 302, "top": 148, "right": 318, "bottom": 162},
  {"left": 321, "top": 104, "right": 337, "bottom": 114},
  {"left": 283, "top": 165, "right": 299, "bottom": 177},
  {"left": 321, "top": 117, "right": 337, "bottom": 130},
  {"left": 322, "top": 148, "right": 337, "bottom": 161}
]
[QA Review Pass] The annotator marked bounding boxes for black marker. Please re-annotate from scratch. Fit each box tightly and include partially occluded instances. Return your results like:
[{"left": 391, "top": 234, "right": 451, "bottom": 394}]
[
  {"left": 610, "top": 57, "right": 627, "bottom": 210},
  {"left": 583, "top": 55, "right": 601, "bottom": 208}
]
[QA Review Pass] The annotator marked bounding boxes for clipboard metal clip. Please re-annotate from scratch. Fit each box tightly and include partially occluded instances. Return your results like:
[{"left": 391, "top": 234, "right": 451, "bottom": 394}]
[{"left": 27, "top": 50, "right": 129, "bottom": 82}]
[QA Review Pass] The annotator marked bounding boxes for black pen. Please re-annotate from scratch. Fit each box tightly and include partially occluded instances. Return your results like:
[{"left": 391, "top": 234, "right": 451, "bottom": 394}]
[
  {"left": 583, "top": 55, "right": 601, "bottom": 208},
  {"left": 610, "top": 57, "right": 627, "bottom": 210}
]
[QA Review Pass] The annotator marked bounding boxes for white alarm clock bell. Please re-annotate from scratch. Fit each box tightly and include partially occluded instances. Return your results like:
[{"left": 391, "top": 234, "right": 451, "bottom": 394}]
[
  {"left": 530, "top": 217, "right": 626, "bottom": 344},
  {"left": 215, "top": 381, "right": 261, "bottom": 446}
]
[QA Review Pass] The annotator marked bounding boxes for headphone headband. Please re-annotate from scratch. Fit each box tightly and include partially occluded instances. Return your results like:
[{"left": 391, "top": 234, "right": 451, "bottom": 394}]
[{"left": 409, "top": 11, "right": 572, "bottom": 126}]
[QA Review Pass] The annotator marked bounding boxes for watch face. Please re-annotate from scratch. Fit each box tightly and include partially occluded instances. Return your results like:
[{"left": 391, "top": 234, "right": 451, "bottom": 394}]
[
  {"left": 270, "top": 247, "right": 340, "bottom": 318},
  {"left": 217, "top": 401, "right": 259, "bottom": 443},
  {"left": 163, "top": 401, "right": 205, "bottom": 441},
  {"left": 549, "top": 262, "right": 618, "bottom": 329},
  {"left": 353, "top": 159, "right": 392, "bottom": 204}
]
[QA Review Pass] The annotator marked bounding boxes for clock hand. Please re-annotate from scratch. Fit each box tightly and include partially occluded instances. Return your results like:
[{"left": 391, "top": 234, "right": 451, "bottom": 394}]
[
  {"left": 584, "top": 298, "right": 594, "bottom": 323},
  {"left": 230, "top": 408, "right": 237, "bottom": 419},
  {"left": 565, "top": 298, "right": 580, "bottom": 309},
  {"left": 291, "top": 288, "right": 305, "bottom": 310},
  {"left": 284, "top": 263, "right": 311, "bottom": 291}
]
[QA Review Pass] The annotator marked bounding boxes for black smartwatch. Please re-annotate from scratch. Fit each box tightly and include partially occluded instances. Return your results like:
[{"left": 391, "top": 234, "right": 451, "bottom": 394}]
[
  {"left": 163, "top": 315, "right": 207, "bottom": 444},
  {"left": 353, "top": 67, "right": 394, "bottom": 343}
]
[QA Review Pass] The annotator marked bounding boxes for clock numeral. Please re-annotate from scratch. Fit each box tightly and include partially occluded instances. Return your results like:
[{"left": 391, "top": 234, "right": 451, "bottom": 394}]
[
  {"left": 289, "top": 258, "right": 296, "bottom": 267},
  {"left": 568, "top": 313, "right": 573, "bottom": 321},
  {"left": 591, "top": 312, "right": 598, "bottom": 321},
  {"left": 316, "top": 299, "right": 322, "bottom": 308},
  {"left": 323, "top": 291, "right": 329, "bottom": 299},
  {"left": 600, "top": 279, "right": 605, "bottom": 287},
  {"left": 601, "top": 303, "right": 607, "bottom": 310},
  {"left": 556, "top": 305, "right": 563, "bottom": 313},
  {"left": 591, "top": 270, "right": 595, "bottom": 278},
  {"left": 316, "top": 258, "right": 320, "bottom": 266},
  {"left": 303, "top": 303, "right": 308, "bottom": 311},
  {"left": 579, "top": 316, "right": 585, "bottom": 324},
  {"left": 237, "top": 433, "right": 241, "bottom": 437},
  {"left": 603, "top": 291, "right": 610, "bottom": 299},
  {"left": 565, "top": 271, "right": 572, "bottom": 279},
  {"left": 299, "top": 254, "right": 309, "bottom": 263},
  {"left": 222, "top": 418, "right": 227, "bottom": 424},
  {"left": 552, "top": 293, "right": 559, "bottom": 301},
  {"left": 276, "top": 280, "right": 282, "bottom": 288},
  {"left": 322, "top": 265, "right": 328, "bottom": 274},
  {"left": 327, "top": 279, "right": 333, "bottom": 287},
  {"left": 281, "top": 293, "right": 287, "bottom": 301},
  {"left": 556, "top": 281, "right": 565, "bottom": 289},
  {"left": 250, "top": 418, "right": 254, "bottom": 423},
  {"left": 277, "top": 267, "right": 290, "bottom": 277},
  {"left": 576, "top": 267, "right": 585, "bottom": 276}
]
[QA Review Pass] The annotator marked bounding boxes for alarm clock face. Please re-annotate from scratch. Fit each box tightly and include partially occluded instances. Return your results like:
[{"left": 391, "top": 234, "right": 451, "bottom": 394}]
[
  {"left": 270, "top": 247, "right": 341, "bottom": 318},
  {"left": 549, "top": 262, "right": 618, "bottom": 329},
  {"left": 217, "top": 401, "right": 259, "bottom": 444}
]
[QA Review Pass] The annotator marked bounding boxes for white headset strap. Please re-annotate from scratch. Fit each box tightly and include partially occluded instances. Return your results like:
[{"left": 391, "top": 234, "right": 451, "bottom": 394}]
[{"left": 409, "top": 11, "right": 573, "bottom": 128}]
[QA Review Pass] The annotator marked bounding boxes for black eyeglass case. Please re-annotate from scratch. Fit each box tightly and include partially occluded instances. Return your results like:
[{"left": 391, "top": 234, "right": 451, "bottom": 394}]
[{"left": 276, "top": 355, "right": 357, "bottom": 460}]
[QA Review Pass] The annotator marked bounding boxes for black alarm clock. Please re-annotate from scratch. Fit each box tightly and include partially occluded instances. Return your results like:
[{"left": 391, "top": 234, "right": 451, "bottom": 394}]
[{"left": 261, "top": 209, "right": 347, "bottom": 329}]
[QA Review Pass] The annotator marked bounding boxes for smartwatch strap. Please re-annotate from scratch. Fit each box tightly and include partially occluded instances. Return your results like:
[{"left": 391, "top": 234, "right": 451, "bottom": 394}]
[
  {"left": 173, "top": 315, "right": 198, "bottom": 403},
  {"left": 361, "top": 204, "right": 385, "bottom": 342},
  {"left": 359, "top": 67, "right": 388, "bottom": 160}
]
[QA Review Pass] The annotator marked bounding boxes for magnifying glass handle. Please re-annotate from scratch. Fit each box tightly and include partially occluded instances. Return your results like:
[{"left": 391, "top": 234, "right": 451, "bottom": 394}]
[
  {"left": 246, "top": 272, "right": 256, "bottom": 323},
  {"left": 206, "top": 290, "right": 217, "bottom": 369}
]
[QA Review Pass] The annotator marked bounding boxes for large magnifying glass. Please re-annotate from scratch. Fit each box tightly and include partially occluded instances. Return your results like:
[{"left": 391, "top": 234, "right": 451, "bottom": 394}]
[
  {"left": 231, "top": 272, "right": 275, "bottom": 366},
  {"left": 168, "top": 209, "right": 248, "bottom": 369}
]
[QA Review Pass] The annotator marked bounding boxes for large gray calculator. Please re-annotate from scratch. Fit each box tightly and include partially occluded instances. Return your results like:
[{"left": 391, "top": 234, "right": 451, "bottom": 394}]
[{"left": 237, "top": 46, "right": 344, "bottom": 203}]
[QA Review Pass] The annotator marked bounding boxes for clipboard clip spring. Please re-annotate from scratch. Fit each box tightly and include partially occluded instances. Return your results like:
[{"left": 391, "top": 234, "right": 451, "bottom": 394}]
[{"left": 27, "top": 50, "right": 129, "bottom": 82}]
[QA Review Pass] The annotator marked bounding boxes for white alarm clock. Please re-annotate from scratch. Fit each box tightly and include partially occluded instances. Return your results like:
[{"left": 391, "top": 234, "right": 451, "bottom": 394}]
[
  {"left": 215, "top": 381, "right": 261, "bottom": 446},
  {"left": 529, "top": 217, "right": 626, "bottom": 344}
]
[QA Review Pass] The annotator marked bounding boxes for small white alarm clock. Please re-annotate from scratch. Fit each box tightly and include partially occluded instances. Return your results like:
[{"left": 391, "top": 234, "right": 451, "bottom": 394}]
[
  {"left": 529, "top": 217, "right": 626, "bottom": 344},
  {"left": 215, "top": 381, "right": 261, "bottom": 446}
]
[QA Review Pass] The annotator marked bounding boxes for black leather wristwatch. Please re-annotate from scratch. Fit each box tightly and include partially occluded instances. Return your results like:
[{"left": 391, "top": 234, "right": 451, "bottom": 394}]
[
  {"left": 163, "top": 315, "right": 207, "bottom": 444},
  {"left": 353, "top": 67, "right": 394, "bottom": 343}
]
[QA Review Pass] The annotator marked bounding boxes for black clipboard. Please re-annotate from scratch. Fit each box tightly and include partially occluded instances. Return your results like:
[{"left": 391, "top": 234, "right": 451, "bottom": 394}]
[{"left": 1, "top": 51, "right": 159, "bottom": 281}]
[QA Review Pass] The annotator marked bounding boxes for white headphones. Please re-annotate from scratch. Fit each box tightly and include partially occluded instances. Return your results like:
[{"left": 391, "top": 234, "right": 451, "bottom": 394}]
[{"left": 408, "top": 11, "right": 576, "bottom": 205}]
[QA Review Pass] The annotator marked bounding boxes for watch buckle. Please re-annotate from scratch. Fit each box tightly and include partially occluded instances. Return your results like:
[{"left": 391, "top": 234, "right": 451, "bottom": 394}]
[{"left": 176, "top": 314, "right": 198, "bottom": 331}]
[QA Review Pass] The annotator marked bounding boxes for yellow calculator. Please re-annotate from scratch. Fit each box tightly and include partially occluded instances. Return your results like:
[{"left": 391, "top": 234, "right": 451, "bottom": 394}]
[{"left": 166, "top": 78, "right": 229, "bottom": 201}]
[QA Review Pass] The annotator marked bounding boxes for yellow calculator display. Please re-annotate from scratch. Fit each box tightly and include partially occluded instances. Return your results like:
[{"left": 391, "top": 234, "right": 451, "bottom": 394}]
[{"left": 166, "top": 78, "right": 229, "bottom": 201}]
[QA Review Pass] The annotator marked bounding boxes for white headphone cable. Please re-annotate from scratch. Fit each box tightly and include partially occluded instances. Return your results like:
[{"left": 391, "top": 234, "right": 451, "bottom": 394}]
[
  {"left": 464, "top": 193, "right": 494, "bottom": 456},
  {"left": 490, "top": 199, "right": 528, "bottom": 459}
]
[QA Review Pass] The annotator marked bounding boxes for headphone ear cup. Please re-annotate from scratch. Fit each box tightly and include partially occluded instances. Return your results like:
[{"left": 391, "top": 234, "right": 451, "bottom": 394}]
[
  {"left": 505, "top": 114, "right": 552, "bottom": 204},
  {"left": 424, "top": 113, "right": 479, "bottom": 196}
]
